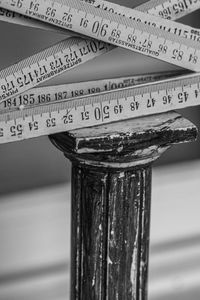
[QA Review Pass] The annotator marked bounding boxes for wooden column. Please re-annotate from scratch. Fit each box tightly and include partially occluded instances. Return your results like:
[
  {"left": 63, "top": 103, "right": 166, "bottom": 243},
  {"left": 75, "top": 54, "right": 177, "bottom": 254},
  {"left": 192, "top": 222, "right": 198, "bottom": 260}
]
[{"left": 50, "top": 112, "right": 197, "bottom": 300}]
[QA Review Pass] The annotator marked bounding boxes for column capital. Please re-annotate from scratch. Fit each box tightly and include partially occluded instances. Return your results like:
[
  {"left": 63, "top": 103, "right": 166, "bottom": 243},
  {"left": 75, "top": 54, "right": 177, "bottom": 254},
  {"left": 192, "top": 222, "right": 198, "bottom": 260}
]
[
  {"left": 50, "top": 112, "right": 197, "bottom": 168},
  {"left": 49, "top": 112, "right": 197, "bottom": 300}
]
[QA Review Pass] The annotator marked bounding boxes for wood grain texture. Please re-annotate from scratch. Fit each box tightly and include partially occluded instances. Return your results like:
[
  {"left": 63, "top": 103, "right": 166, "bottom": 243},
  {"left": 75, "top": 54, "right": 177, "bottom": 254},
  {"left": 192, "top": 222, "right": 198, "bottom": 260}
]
[
  {"left": 50, "top": 112, "right": 197, "bottom": 168},
  {"left": 70, "top": 164, "right": 151, "bottom": 300},
  {"left": 50, "top": 112, "right": 197, "bottom": 300}
]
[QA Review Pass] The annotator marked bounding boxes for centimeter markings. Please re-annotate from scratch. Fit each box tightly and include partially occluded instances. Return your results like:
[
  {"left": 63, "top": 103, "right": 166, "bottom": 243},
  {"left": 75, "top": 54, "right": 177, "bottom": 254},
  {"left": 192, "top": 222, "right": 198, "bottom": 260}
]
[
  {"left": 1, "top": 70, "right": 185, "bottom": 113},
  {"left": 0, "top": 70, "right": 200, "bottom": 144},
  {"left": 0, "top": 6, "right": 65, "bottom": 32},
  {"left": 0, "top": 37, "right": 114, "bottom": 103},
  {"left": 1, "top": 1, "right": 200, "bottom": 71},
  {"left": 0, "top": 0, "right": 199, "bottom": 105},
  {"left": 78, "top": 0, "right": 200, "bottom": 42},
  {"left": 138, "top": 0, "right": 200, "bottom": 20},
  {"left": 0, "top": 0, "right": 197, "bottom": 31}
]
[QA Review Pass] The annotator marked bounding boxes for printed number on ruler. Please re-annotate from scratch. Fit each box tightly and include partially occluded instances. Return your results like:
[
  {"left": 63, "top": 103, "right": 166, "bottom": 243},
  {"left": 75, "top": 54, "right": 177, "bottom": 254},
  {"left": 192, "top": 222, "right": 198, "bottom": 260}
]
[
  {"left": 1, "top": 0, "right": 200, "bottom": 71},
  {"left": 0, "top": 0, "right": 199, "bottom": 31},
  {"left": 1, "top": 71, "right": 184, "bottom": 112},
  {"left": 0, "top": 0, "right": 199, "bottom": 105},
  {"left": 0, "top": 37, "right": 113, "bottom": 103},
  {"left": 0, "top": 71, "right": 200, "bottom": 144},
  {"left": 138, "top": 0, "right": 200, "bottom": 20}
]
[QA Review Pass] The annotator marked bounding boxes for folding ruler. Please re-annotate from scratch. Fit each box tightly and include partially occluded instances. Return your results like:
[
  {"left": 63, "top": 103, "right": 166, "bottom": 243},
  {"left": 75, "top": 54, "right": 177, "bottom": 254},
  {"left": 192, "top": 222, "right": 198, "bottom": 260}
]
[{"left": 0, "top": 0, "right": 199, "bottom": 143}]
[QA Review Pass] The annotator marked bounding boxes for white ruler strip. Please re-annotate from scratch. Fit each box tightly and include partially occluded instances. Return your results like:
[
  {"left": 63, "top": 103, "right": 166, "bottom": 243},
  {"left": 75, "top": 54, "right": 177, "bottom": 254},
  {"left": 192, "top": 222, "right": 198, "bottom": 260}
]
[
  {"left": 0, "top": 6, "right": 64, "bottom": 31},
  {"left": 0, "top": 37, "right": 114, "bottom": 103},
  {"left": 138, "top": 0, "right": 200, "bottom": 20},
  {"left": 1, "top": 0, "right": 200, "bottom": 71},
  {"left": 0, "top": 0, "right": 199, "bottom": 105},
  {"left": 0, "top": 71, "right": 199, "bottom": 144},
  {"left": 0, "top": 0, "right": 198, "bottom": 31},
  {"left": 1, "top": 70, "right": 185, "bottom": 113}
]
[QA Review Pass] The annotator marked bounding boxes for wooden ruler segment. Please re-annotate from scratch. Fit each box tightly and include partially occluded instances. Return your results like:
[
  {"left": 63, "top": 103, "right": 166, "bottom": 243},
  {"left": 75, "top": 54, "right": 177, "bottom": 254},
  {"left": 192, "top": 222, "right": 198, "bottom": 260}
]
[
  {"left": 0, "top": 0, "right": 199, "bottom": 144},
  {"left": 1, "top": 70, "right": 185, "bottom": 113},
  {"left": 0, "top": 0, "right": 198, "bottom": 31},
  {"left": 1, "top": 0, "right": 200, "bottom": 71},
  {"left": 0, "top": 0, "right": 199, "bottom": 106},
  {"left": 0, "top": 70, "right": 199, "bottom": 144},
  {"left": 0, "top": 6, "right": 64, "bottom": 32},
  {"left": 138, "top": 0, "right": 200, "bottom": 20},
  {"left": 0, "top": 37, "right": 114, "bottom": 103}
]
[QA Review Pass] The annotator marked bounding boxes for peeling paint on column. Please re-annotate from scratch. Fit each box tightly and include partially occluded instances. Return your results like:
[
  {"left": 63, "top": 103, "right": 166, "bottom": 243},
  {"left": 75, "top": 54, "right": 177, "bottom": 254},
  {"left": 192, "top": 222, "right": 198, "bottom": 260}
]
[
  {"left": 70, "top": 164, "right": 152, "bottom": 299},
  {"left": 49, "top": 112, "right": 197, "bottom": 300}
]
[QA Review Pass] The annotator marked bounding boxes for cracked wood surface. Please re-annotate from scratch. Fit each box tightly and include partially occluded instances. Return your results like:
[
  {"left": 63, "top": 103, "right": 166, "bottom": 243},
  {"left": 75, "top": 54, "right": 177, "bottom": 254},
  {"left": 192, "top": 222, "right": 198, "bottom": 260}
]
[
  {"left": 50, "top": 112, "right": 197, "bottom": 300},
  {"left": 51, "top": 112, "right": 197, "bottom": 168}
]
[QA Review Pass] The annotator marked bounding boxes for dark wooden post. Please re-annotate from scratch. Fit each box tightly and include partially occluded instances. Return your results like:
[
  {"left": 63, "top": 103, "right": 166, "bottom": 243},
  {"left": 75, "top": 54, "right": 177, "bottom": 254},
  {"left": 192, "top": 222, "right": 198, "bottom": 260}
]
[{"left": 50, "top": 112, "right": 197, "bottom": 300}]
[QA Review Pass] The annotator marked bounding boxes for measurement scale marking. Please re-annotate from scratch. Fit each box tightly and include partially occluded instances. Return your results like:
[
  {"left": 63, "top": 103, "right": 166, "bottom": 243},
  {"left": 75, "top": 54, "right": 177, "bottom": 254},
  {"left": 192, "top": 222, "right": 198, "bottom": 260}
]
[
  {"left": 1, "top": 0, "right": 200, "bottom": 71},
  {"left": 0, "top": 71, "right": 200, "bottom": 144},
  {"left": 80, "top": 0, "right": 200, "bottom": 43},
  {"left": 0, "top": 0, "right": 199, "bottom": 105},
  {"left": 0, "top": 37, "right": 113, "bottom": 103},
  {"left": 1, "top": 0, "right": 199, "bottom": 31},
  {"left": 0, "top": 0, "right": 199, "bottom": 143},
  {"left": 1, "top": 0, "right": 200, "bottom": 36},
  {"left": 6, "top": 0, "right": 200, "bottom": 44},
  {"left": 1, "top": 70, "right": 186, "bottom": 113},
  {"left": 138, "top": 0, "right": 200, "bottom": 20}
]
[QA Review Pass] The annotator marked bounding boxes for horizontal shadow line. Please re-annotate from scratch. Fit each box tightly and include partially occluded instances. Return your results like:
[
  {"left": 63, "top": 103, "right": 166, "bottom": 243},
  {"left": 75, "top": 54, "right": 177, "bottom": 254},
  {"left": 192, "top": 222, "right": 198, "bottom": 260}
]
[
  {"left": 0, "top": 261, "right": 69, "bottom": 286},
  {"left": 151, "top": 233, "right": 200, "bottom": 254}
]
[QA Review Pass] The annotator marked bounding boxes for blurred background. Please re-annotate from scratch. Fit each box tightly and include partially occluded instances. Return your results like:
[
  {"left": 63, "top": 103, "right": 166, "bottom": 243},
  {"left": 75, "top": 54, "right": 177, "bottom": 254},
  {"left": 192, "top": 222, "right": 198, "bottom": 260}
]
[{"left": 0, "top": 0, "right": 200, "bottom": 299}]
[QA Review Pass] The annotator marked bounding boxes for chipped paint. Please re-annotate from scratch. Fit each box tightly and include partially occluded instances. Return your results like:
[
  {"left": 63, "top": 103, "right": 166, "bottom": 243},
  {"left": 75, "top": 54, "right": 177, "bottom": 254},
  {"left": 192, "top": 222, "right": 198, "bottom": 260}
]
[
  {"left": 108, "top": 256, "right": 113, "bottom": 265},
  {"left": 50, "top": 111, "right": 197, "bottom": 299},
  {"left": 119, "top": 172, "right": 125, "bottom": 178}
]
